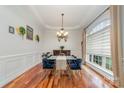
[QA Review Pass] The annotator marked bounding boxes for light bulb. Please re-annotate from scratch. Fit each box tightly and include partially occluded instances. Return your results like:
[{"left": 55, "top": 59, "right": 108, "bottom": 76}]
[
  {"left": 64, "top": 32, "right": 68, "bottom": 36},
  {"left": 58, "top": 33, "right": 61, "bottom": 36},
  {"left": 60, "top": 30, "right": 64, "bottom": 34}
]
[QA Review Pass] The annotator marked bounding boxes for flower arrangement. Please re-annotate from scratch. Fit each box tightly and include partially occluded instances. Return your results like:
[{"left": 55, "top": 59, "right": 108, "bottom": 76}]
[{"left": 60, "top": 46, "right": 64, "bottom": 50}]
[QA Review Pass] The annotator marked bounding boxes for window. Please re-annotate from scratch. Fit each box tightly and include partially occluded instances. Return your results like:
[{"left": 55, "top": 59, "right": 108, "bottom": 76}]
[
  {"left": 93, "top": 55, "right": 96, "bottom": 63},
  {"left": 86, "top": 10, "right": 112, "bottom": 72},
  {"left": 99, "top": 56, "right": 102, "bottom": 66},
  {"left": 88, "top": 19, "right": 111, "bottom": 35},
  {"left": 89, "top": 54, "right": 92, "bottom": 62},
  {"left": 106, "top": 57, "right": 112, "bottom": 71},
  {"left": 95, "top": 56, "right": 99, "bottom": 64},
  {"left": 92, "top": 55, "right": 102, "bottom": 66}
]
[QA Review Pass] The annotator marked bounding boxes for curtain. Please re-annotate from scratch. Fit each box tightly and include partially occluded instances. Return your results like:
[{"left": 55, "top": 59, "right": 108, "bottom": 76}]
[
  {"left": 110, "top": 6, "right": 123, "bottom": 87},
  {"left": 82, "top": 30, "right": 86, "bottom": 64}
]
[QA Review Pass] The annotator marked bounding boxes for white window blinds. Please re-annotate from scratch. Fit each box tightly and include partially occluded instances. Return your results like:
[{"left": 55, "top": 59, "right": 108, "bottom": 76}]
[{"left": 86, "top": 10, "right": 111, "bottom": 56}]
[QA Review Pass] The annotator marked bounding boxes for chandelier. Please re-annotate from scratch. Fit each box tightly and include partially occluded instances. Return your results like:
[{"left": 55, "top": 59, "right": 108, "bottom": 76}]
[{"left": 56, "top": 13, "right": 68, "bottom": 42}]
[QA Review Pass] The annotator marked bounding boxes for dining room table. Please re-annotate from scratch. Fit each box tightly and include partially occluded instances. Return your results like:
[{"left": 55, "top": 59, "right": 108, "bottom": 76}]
[{"left": 47, "top": 56, "right": 76, "bottom": 70}]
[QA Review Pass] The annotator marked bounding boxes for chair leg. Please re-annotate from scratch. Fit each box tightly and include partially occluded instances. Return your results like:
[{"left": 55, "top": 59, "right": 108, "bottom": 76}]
[
  {"left": 52, "top": 66, "right": 56, "bottom": 75},
  {"left": 66, "top": 64, "right": 72, "bottom": 79}
]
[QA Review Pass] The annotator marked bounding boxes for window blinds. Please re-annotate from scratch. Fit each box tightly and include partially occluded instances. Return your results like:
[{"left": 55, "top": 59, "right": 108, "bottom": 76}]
[
  {"left": 86, "top": 27, "right": 111, "bottom": 56},
  {"left": 86, "top": 10, "right": 111, "bottom": 56}
]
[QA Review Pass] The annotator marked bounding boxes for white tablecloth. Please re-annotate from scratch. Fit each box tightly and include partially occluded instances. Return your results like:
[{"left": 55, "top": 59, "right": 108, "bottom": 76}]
[{"left": 56, "top": 56, "right": 67, "bottom": 70}]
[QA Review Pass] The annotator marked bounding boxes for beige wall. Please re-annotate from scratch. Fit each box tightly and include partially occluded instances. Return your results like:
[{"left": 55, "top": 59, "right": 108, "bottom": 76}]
[{"left": 42, "top": 29, "right": 82, "bottom": 57}]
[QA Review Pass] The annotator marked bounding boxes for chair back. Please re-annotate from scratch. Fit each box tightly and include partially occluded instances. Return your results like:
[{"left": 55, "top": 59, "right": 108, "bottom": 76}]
[
  {"left": 71, "top": 55, "right": 77, "bottom": 58},
  {"left": 69, "top": 58, "right": 82, "bottom": 70},
  {"left": 42, "top": 58, "right": 55, "bottom": 69}
]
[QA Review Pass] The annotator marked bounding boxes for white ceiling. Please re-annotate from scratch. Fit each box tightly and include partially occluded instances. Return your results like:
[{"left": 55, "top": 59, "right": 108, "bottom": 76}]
[{"left": 30, "top": 5, "right": 109, "bottom": 30}]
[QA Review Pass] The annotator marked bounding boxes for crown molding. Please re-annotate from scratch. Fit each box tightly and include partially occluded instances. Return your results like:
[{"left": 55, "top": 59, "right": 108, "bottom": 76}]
[
  {"left": 45, "top": 24, "right": 83, "bottom": 31},
  {"left": 28, "top": 6, "right": 84, "bottom": 31}
]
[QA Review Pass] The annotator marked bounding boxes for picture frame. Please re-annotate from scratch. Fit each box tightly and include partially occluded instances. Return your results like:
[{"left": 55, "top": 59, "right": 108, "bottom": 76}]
[
  {"left": 26, "top": 25, "right": 33, "bottom": 40},
  {"left": 9, "top": 26, "right": 15, "bottom": 34}
]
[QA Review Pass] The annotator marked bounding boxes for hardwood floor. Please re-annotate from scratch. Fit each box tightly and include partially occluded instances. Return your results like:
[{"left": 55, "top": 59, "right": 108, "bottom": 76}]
[{"left": 3, "top": 63, "right": 116, "bottom": 88}]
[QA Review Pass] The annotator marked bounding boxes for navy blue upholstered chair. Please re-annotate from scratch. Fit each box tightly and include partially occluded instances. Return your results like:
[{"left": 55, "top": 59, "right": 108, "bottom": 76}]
[
  {"left": 69, "top": 58, "right": 82, "bottom": 70},
  {"left": 42, "top": 58, "right": 55, "bottom": 69}
]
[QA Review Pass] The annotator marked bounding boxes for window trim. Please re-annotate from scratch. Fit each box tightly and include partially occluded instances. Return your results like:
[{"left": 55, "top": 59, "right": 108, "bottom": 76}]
[{"left": 87, "top": 61, "right": 114, "bottom": 80}]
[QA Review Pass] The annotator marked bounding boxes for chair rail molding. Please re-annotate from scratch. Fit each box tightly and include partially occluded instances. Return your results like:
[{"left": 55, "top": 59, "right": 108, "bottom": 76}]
[{"left": 0, "top": 52, "right": 40, "bottom": 59}]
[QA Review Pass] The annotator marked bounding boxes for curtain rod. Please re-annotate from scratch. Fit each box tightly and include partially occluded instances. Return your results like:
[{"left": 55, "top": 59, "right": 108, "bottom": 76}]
[{"left": 84, "top": 6, "right": 110, "bottom": 30}]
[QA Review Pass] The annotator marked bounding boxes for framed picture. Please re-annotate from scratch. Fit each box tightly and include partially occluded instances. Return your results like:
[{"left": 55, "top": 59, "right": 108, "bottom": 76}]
[
  {"left": 9, "top": 26, "right": 15, "bottom": 34},
  {"left": 26, "top": 25, "right": 33, "bottom": 40}
]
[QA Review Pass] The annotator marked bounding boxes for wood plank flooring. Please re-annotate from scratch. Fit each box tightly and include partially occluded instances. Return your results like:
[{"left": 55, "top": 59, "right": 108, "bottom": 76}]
[{"left": 3, "top": 64, "right": 116, "bottom": 88}]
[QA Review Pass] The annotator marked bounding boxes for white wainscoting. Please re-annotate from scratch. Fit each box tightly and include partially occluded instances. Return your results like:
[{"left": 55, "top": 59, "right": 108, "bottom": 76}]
[{"left": 0, "top": 52, "right": 41, "bottom": 87}]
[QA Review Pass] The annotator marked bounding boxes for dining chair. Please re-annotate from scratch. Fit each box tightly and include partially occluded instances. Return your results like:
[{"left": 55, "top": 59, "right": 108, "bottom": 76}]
[
  {"left": 42, "top": 58, "right": 55, "bottom": 69},
  {"left": 67, "top": 58, "right": 82, "bottom": 80},
  {"left": 68, "top": 59, "right": 82, "bottom": 70},
  {"left": 71, "top": 55, "right": 77, "bottom": 58}
]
